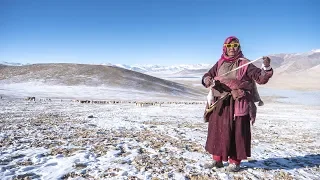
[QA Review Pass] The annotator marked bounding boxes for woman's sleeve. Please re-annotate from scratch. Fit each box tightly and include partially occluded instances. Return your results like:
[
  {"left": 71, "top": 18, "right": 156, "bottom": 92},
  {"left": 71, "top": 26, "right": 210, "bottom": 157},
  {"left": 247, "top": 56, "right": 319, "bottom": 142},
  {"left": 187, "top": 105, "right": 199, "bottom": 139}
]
[
  {"left": 201, "top": 62, "right": 218, "bottom": 87},
  {"left": 246, "top": 64, "right": 273, "bottom": 85}
]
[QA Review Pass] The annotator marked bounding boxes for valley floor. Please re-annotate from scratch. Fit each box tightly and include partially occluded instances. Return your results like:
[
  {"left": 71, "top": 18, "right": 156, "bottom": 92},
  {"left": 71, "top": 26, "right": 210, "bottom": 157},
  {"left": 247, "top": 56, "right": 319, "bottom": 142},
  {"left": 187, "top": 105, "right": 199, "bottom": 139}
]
[{"left": 0, "top": 99, "right": 319, "bottom": 180}]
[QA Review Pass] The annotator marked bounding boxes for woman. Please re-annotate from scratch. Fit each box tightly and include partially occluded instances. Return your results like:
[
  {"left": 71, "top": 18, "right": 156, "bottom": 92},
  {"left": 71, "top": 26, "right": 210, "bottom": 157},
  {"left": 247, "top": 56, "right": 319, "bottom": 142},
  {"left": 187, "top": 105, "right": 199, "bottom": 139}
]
[{"left": 202, "top": 36, "right": 273, "bottom": 172}]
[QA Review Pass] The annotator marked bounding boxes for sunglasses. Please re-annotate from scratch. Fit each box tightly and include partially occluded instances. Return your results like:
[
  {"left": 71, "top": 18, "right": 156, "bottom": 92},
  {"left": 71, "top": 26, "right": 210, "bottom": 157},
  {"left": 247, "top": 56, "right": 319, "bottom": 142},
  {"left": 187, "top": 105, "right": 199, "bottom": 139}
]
[{"left": 224, "top": 43, "right": 240, "bottom": 48}]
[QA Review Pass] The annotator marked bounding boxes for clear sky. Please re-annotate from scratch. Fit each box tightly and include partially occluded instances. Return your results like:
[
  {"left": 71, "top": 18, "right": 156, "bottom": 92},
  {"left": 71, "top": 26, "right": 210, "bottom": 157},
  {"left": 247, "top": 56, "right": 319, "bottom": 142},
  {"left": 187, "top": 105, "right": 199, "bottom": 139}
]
[{"left": 0, "top": 0, "right": 319, "bottom": 65}]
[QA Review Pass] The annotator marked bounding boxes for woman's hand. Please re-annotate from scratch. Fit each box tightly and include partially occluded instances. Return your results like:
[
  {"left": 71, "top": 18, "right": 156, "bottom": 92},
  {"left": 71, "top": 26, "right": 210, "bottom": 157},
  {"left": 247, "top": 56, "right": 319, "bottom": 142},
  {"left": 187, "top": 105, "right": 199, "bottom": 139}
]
[
  {"left": 263, "top": 56, "right": 271, "bottom": 67},
  {"left": 204, "top": 76, "right": 213, "bottom": 87}
]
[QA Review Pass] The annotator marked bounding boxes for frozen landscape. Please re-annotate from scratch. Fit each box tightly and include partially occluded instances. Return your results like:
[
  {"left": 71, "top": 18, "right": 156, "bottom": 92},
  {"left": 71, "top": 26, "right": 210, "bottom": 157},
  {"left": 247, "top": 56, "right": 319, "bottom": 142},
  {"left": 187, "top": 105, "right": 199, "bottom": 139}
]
[
  {"left": 0, "top": 97, "right": 319, "bottom": 180},
  {"left": 2, "top": 0, "right": 319, "bottom": 179},
  {"left": 1, "top": 49, "right": 320, "bottom": 179}
]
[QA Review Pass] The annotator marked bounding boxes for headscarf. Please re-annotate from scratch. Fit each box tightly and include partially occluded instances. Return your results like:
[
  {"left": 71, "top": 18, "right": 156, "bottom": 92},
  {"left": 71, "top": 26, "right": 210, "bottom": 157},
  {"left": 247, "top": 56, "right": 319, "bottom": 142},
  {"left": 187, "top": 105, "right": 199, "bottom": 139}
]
[{"left": 219, "top": 36, "right": 244, "bottom": 62}]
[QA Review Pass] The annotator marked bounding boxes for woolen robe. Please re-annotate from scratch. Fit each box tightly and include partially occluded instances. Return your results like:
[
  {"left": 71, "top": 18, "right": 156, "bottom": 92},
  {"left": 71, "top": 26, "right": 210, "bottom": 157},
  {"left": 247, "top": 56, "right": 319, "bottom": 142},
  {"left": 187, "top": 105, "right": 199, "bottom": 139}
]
[{"left": 202, "top": 59, "right": 273, "bottom": 161}]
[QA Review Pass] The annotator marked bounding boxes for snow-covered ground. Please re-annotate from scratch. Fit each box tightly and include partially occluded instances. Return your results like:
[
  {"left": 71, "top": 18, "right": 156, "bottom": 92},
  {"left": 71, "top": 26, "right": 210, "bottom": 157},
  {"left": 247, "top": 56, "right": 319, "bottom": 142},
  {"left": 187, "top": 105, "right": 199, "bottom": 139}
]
[
  {"left": 1, "top": 97, "right": 319, "bottom": 180},
  {"left": 0, "top": 82, "right": 202, "bottom": 101}
]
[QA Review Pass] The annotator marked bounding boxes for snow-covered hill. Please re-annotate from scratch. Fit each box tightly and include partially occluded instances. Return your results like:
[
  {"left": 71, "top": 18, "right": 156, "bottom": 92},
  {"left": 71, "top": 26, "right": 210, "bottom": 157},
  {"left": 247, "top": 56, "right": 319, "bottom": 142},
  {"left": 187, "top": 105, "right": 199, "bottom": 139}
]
[
  {"left": 113, "top": 63, "right": 212, "bottom": 74},
  {"left": 0, "top": 61, "right": 24, "bottom": 66}
]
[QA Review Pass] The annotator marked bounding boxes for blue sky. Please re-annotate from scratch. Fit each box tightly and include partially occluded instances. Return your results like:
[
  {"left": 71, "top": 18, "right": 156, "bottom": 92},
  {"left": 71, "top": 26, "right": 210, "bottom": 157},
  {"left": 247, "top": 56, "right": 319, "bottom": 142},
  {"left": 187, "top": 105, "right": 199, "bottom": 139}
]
[{"left": 0, "top": 0, "right": 319, "bottom": 65}]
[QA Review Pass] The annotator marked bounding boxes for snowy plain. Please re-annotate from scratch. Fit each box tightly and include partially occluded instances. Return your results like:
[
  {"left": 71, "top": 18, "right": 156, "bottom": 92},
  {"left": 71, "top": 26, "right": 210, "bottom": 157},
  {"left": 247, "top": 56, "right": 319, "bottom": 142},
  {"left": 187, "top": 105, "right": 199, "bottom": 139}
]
[
  {"left": 0, "top": 92, "right": 320, "bottom": 179},
  {"left": 0, "top": 82, "right": 201, "bottom": 102}
]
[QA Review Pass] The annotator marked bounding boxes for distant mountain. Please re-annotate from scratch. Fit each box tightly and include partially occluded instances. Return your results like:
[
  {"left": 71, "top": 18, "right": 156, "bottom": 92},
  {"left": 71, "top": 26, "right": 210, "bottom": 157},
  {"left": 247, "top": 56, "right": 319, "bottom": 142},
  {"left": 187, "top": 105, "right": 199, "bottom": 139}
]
[
  {"left": 1, "top": 49, "right": 319, "bottom": 93},
  {"left": 252, "top": 49, "right": 320, "bottom": 74},
  {"left": 113, "top": 63, "right": 212, "bottom": 74},
  {"left": 112, "top": 49, "right": 320, "bottom": 76},
  {"left": 0, "top": 61, "right": 24, "bottom": 66},
  {"left": 0, "top": 63, "right": 206, "bottom": 99},
  {"left": 237, "top": 49, "right": 320, "bottom": 90},
  {"left": 112, "top": 49, "right": 320, "bottom": 90}
]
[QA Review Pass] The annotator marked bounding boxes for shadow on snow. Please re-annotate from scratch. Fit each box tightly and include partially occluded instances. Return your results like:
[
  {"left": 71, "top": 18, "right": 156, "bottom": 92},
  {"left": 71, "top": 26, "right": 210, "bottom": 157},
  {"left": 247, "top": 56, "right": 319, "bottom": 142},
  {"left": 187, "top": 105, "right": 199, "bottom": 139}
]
[{"left": 242, "top": 154, "right": 320, "bottom": 170}]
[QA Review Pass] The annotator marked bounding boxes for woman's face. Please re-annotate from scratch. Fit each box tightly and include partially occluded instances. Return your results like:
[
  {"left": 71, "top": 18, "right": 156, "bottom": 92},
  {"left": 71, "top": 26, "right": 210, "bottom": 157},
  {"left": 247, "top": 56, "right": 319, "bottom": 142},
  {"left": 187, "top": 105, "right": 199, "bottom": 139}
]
[{"left": 226, "top": 40, "right": 240, "bottom": 57}]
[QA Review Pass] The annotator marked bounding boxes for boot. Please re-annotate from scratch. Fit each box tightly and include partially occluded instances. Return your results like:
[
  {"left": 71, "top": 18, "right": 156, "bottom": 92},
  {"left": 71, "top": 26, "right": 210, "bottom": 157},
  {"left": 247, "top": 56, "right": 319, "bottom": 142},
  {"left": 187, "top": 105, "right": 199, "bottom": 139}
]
[
  {"left": 203, "top": 160, "right": 224, "bottom": 169},
  {"left": 226, "top": 163, "right": 240, "bottom": 172}
]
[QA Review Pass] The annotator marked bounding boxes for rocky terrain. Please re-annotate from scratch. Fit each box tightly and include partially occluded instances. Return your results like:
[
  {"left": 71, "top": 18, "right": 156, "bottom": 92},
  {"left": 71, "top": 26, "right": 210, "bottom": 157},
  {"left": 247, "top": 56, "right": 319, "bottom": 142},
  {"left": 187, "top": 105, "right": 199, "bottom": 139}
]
[{"left": 1, "top": 98, "right": 319, "bottom": 179}]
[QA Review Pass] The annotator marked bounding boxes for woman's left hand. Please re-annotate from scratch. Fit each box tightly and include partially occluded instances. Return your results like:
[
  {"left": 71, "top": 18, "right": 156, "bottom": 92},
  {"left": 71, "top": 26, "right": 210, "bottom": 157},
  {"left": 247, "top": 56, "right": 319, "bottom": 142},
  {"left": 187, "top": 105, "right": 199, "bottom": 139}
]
[{"left": 263, "top": 56, "right": 271, "bottom": 67}]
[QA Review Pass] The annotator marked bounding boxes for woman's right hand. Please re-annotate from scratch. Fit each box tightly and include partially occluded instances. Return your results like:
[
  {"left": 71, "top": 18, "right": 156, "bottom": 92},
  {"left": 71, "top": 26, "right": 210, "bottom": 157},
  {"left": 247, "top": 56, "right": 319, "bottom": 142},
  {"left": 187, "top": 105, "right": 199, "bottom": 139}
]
[{"left": 204, "top": 76, "right": 213, "bottom": 88}]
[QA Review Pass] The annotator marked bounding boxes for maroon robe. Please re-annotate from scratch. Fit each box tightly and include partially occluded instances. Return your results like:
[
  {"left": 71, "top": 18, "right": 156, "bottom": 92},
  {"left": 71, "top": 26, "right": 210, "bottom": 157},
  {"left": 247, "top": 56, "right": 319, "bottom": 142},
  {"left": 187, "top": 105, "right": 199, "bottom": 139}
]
[{"left": 202, "top": 61, "right": 273, "bottom": 161}]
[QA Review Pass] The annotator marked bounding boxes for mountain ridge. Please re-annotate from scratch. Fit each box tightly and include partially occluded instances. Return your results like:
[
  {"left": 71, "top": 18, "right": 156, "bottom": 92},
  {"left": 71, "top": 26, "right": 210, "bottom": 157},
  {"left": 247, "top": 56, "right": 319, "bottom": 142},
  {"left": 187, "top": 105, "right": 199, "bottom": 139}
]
[{"left": 0, "top": 63, "right": 206, "bottom": 99}]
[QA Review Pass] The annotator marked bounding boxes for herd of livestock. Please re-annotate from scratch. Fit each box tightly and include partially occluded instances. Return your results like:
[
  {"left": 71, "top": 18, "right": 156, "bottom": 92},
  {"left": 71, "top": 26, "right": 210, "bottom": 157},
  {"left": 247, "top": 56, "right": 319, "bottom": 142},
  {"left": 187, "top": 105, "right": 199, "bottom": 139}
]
[{"left": 21, "top": 96, "right": 206, "bottom": 107}]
